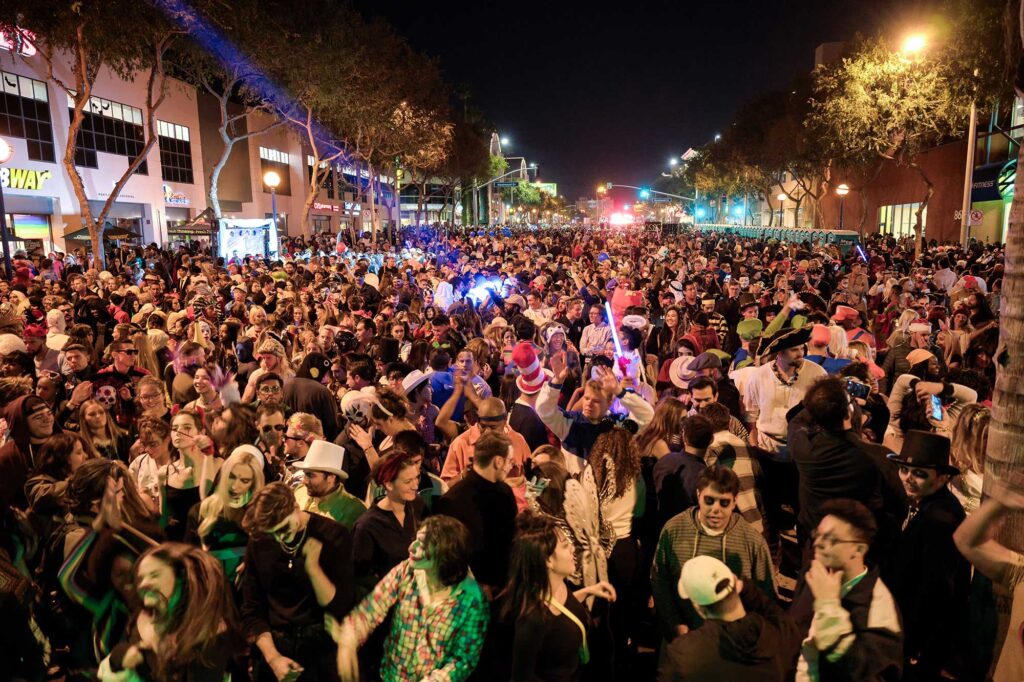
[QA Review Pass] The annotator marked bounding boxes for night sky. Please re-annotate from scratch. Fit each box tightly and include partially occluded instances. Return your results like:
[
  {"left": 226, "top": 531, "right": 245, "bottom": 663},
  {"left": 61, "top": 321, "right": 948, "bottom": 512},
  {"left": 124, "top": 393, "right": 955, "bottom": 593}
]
[{"left": 359, "top": 1, "right": 932, "bottom": 200}]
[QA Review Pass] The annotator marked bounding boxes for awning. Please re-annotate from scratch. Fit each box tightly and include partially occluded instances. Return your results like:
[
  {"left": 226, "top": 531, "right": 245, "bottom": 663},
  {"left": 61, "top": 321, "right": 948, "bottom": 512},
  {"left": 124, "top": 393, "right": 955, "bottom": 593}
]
[
  {"left": 63, "top": 223, "right": 142, "bottom": 241},
  {"left": 972, "top": 160, "right": 1016, "bottom": 202}
]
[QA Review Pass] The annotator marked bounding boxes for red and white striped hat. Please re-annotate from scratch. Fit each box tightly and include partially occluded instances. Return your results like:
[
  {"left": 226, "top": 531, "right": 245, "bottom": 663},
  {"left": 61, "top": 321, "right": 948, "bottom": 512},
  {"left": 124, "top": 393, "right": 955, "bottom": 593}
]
[{"left": 512, "top": 342, "right": 549, "bottom": 395}]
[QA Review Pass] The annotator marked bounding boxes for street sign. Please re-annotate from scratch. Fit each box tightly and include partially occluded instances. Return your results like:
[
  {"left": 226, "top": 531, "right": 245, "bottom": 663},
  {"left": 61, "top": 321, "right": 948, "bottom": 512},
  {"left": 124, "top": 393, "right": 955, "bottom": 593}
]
[
  {"left": 495, "top": 181, "right": 517, "bottom": 188},
  {"left": 605, "top": 182, "right": 613, "bottom": 190},
  {"left": 653, "top": 196, "right": 670, "bottom": 203}
]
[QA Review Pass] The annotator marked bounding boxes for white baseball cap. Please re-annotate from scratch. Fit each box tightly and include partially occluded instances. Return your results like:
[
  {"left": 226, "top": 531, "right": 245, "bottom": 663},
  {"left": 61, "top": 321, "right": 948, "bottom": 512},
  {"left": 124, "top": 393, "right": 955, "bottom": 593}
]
[{"left": 677, "top": 555, "right": 737, "bottom": 606}]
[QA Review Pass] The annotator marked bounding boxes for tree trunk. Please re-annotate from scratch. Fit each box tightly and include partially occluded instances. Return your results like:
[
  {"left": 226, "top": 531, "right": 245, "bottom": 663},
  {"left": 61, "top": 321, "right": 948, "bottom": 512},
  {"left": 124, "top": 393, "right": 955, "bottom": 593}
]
[{"left": 909, "top": 161, "right": 934, "bottom": 258}]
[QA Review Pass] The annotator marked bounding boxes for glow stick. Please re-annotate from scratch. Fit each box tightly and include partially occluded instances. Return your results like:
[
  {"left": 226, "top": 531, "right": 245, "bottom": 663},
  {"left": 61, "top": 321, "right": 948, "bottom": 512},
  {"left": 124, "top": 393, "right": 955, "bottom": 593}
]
[
  {"left": 856, "top": 245, "right": 868, "bottom": 262},
  {"left": 604, "top": 300, "right": 623, "bottom": 358}
]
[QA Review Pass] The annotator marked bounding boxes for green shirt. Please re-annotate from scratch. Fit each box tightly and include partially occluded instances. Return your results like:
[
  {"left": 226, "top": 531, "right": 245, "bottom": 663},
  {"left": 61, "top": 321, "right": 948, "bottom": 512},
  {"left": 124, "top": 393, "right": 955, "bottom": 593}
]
[{"left": 295, "top": 484, "right": 366, "bottom": 529}]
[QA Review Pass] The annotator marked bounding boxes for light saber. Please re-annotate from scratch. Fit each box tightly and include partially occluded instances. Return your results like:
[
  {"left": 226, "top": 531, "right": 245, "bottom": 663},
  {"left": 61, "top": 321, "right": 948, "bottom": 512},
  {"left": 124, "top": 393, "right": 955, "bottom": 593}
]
[
  {"left": 855, "top": 244, "right": 868, "bottom": 262},
  {"left": 604, "top": 300, "right": 623, "bottom": 358}
]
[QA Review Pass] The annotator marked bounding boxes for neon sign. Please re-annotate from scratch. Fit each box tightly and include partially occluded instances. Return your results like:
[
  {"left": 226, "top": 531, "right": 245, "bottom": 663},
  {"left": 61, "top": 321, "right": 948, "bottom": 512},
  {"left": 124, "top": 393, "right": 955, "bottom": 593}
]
[{"left": 1, "top": 167, "right": 51, "bottom": 190}]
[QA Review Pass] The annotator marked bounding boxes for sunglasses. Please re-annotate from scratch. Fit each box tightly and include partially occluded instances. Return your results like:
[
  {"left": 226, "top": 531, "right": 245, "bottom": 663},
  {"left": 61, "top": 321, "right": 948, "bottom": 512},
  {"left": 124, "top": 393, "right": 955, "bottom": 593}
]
[
  {"left": 116, "top": 348, "right": 138, "bottom": 355},
  {"left": 261, "top": 424, "right": 287, "bottom": 433}
]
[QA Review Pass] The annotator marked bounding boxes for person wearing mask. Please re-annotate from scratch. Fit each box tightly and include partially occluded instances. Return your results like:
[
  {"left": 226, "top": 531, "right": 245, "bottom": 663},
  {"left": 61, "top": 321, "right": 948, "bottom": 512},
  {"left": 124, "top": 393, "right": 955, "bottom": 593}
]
[
  {"left": 434, "top": 429, "right": 518, "bottom": 596},
  {"left": 255, "top": 402, "right": 289, "bottom": 482},
  {"left": 293, "top": 440, "right": 366, "bottom": 530},
  {"left": 792, "top": 499, "right": 903, "bottom": 682},
  {"left": 241, "top": 482, "right": 355, "bottom": 682},
  {"left": 651, "top": 467, "right": 775, "bottom": 643},
  {"left": 659, "top": 555, "right": 801, "bottom": 681},
  {"left": 742, "top": 326, "right": 826, "bottom": 458},
  {"left": 503, "top": 512, "right": 618, "bottom": 682},
  {"left": 883, "top": 430, "right": 970, "bottom": 680},
  {"left": 334, "top": 516, "right": 488, "bottom": 682},
  {"left": 0, "top": 395, "right": 56, "bottom": 509}
]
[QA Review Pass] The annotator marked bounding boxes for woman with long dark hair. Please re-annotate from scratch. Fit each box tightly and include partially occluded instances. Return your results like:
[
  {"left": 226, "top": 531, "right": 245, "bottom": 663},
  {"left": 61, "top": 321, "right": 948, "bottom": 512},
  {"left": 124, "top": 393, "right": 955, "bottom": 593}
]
[
  {"left": 503, "top": 512, "right": 616, "bottom": 682},
  {"left": 98, "top": 542, "right": 240, "bottom": 680}
]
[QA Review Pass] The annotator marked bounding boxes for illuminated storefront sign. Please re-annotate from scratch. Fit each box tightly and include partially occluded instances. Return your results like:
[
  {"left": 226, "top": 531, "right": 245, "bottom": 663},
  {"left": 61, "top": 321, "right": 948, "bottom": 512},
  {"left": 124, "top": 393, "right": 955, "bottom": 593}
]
[
  {"left": 163, "top": 184, "right": 190, "bottom": 205},
  {"left": 1, "top": 167, "right": 51, "bottom": 190}
]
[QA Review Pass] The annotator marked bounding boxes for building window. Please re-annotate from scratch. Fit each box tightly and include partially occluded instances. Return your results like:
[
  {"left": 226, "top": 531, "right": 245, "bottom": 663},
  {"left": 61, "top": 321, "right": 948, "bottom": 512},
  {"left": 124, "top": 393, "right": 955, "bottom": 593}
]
[
  {"left": 878, "top": 203, "right": 926, "bottom": 239},
  {"left": 157, "top": 120, "right": 193, "bottom": 184},
  {"left": 265, "top": 212, "right": 288, "bottom": 235},
  {"left": 259, "top": 146, "right": 290, "bottom": 196},
  {"left": 311, "top": 215, "right": 331, "bottom": 233},
  {"left": 68, "top": 93, "right": 147, "bottom": 174},
  {"left": 307, "top": 156, "right": 335, "bottom": 199},
  {"left": 0, "top": 70, "right": 55, "bottom": 162}
]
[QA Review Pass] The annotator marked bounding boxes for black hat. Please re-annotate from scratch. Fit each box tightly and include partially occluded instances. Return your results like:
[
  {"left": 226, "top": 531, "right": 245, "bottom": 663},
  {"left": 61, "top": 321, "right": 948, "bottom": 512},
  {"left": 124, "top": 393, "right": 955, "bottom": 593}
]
[
  {"left": 759, "top": 326, "right": 811, "bottom": 359},
  {"left": 887, "top": 430, "right": 959, "bottom": 475},
  {"left": 738, "top": 293, "right": 759, "bottom": 310}
]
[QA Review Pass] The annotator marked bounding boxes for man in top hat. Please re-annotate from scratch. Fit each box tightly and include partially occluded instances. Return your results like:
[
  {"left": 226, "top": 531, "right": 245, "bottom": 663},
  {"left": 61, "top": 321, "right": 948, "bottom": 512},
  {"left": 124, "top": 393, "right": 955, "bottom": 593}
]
[
  {"left": 883, "top": 430, "right": 970, "bottom": 680},
  {"left": 507, "top": 342, "right": 553, "bottom": 452},
  {"left": 742, "top": 327, "right": 826, "bottom": 457},
  {"left": 293, "top": 440, "right": 366, "bottom": 530}
]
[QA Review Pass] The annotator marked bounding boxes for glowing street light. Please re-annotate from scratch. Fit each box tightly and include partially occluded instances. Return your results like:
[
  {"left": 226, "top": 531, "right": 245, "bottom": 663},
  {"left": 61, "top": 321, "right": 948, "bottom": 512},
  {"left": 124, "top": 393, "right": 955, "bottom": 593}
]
[
  {"left": 264, "top": 170, "right": 282, "bottom": 235},
  {"left": 669, "top": 158, "right": 678, "bottom": 167},
  {"left": 500, "top": 136, "right": 510, "bottom": 146},
  {"left": 836, "top": 183, "right": 850, "bottom": 230},
  {"left": 714, "top": 133, "right": 722, "bottom": 141},
  {"left": 901, "top": 33, "right": 927, "bottom": 55}
]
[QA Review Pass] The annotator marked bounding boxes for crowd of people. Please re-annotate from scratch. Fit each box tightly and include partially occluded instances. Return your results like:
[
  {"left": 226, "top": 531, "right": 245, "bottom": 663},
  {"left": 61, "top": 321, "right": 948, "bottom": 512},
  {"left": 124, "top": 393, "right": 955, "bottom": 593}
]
[{"left": 0, "top": 223, "right": 1013, "bottom": 681}]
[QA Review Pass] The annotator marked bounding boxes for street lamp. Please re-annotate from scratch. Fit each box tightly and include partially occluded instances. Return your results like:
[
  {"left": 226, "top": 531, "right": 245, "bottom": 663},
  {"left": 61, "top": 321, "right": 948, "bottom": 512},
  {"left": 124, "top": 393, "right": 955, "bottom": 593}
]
[
  {"left": 835, "top": 183, "right": 850, "bottom": 230},
  {"left": 264, "top": 170, "right": 281, "bottom": 235},
  {"left": 0, "top": 137, "right": 15, "bottom": 279},
  {"left": 500, "top": 136, "right": 510, "bottom": 146},
  {"left": 901, "top": 33, "right": 927, "bottom": 55},
  {"left": 776, "top": 192, "right": 787, "bottom": 227},
  {"left": 669, "top": 158, "right": 678, "bottom": 167},
  {"left": 714, "top": 133, "right": 722, "bottom": 142}
]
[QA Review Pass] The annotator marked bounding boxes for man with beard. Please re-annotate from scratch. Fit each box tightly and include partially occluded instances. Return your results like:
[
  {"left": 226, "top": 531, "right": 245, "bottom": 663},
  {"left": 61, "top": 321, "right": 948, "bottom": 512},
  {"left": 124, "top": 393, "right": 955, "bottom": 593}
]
[
  {"left": 792, "top": 499, "right": 902, "bottom": 681},
  {"left": 283, "top": 413, "right": 323, "bottom": 465},
  {"left": 883, "top": 431, "right": 969, "bottom": 680},
  {"left": 242, "top": 482, "right": 354, "bottom": 682},
  {"left": 292, "top": 440, "right": 365, "bottom": 530},
  {"left": 743, "top": 327, "right": 826, "bottom": 457},
  {"left": 256, "top": 402, "right": 289, "bottom": 482}
]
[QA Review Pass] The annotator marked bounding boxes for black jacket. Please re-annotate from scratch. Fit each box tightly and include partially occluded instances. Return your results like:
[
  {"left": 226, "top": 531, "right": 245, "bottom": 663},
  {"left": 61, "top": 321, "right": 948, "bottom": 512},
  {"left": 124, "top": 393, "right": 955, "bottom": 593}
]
[
  {"left": 659, "top": 580, "right": 802, "bottom": 682},
  {"left": 882, "top": 487, "right": 969, "bottom": 678},
  {"left": 434, "top": 469, "right": 517, "bottom": 590}
]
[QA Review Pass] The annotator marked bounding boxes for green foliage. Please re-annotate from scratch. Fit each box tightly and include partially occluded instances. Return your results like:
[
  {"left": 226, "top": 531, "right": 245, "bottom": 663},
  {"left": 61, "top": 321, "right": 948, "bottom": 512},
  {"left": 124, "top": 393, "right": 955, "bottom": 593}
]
[{"left": 489, "top": 154, "right": 509, "bottom": 179}]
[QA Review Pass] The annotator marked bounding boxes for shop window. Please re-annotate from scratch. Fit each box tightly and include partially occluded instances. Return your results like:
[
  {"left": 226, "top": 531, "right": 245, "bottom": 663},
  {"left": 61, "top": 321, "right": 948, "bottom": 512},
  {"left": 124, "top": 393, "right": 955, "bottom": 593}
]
[
  {"left": 878, "top": 203, "right": 926, "bottom": 239},
  {"left": 0, "top": 70, "right": 55, "bottom": 162},
  {"left": 158, "top": 120, "right": 194, "bottom": 184},
  {"left": 259, "top": 146, "right": 290, "bottom": 196},
  {"left": 312, "top": 215, "right": 331, "bottom": 233},
  {"left": 69, "top": 93, "right": 147, "bottom": 174}
]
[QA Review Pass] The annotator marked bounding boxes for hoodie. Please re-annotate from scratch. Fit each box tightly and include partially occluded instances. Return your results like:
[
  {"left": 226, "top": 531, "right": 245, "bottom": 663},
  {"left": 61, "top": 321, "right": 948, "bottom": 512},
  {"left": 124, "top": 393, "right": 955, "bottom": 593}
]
[
  {"left": 0, "top": 395, "right": 55, "bottom": 509},
  {"left": 651, "top": 507, "right": 776, "bottom": 638},
  {"left": 658, "top": 580, "right": 802, "bottom": 682}
]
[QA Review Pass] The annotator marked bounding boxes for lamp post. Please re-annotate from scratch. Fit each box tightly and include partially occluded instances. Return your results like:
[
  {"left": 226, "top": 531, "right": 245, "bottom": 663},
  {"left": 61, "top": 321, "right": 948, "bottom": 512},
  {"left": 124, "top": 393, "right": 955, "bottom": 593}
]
[
  {"left": 959, "top": 68, "right": 979, "bottom": 248},
  {"left": 263, "top": 170, "right": 281, "bottom": 236},
  {"left": 835, "top": 183, "right": 850, "bottom": 230},
  {"left": 0, "top": 137, "right": 14, "bottom": 280},
  {"left": 776, "top": 192, "right": 787, "bottom": 227}
]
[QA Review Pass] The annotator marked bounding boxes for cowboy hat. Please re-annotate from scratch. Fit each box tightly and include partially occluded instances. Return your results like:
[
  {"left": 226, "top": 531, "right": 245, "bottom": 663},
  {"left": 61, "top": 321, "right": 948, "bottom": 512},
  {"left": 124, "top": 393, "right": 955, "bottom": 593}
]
[{"left": 759, "top": 326, "right": 811, "bottom": 359}]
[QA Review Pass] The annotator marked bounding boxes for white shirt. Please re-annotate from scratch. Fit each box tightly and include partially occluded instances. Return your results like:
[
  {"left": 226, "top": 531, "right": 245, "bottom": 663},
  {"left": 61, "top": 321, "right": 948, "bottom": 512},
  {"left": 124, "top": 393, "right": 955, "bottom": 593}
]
[
  {"left": 743, "top": 360, "right": 826, "bottom": 451},
  {"left": 933, "top": 268, "right": 956, "bottom": 292},
  {"left": 580, "top": 323, "right": 612, "bottom": 356},
  {"left": 434, "top": 281, "right": 456, "bottom": 311}
]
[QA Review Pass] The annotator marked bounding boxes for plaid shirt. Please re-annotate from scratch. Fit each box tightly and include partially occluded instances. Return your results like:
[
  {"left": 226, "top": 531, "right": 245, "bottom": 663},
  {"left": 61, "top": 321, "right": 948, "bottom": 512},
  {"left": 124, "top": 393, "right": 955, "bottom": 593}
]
[{"left": 342, "top": 559, "right": 488, "bottom": 681}]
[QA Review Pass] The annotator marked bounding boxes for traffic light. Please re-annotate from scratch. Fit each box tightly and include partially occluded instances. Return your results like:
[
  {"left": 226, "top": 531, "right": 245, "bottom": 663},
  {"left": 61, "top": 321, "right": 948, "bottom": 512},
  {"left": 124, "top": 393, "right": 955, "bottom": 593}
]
[
  {"left": 605, "top": 182, "right": 613, "bottom": 190},
  {"left": 639, "top": 188, "right": 650, "bottom": 200}
]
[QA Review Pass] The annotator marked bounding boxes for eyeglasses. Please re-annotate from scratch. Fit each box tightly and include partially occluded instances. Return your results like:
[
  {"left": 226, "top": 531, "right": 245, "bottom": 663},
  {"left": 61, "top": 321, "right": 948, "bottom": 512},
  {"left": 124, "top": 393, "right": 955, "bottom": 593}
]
[
  {"left": 284, "top": 433, "right": 306, "bottom": 442},
  {"left": 258, "top": 385, "right": 283, "bottom": 394},
  {"left": 261, "top": 424, "right": 287, "bottom": 433},
  {"left": 811, "top": 530, "right": 862, "bottom": 549}
]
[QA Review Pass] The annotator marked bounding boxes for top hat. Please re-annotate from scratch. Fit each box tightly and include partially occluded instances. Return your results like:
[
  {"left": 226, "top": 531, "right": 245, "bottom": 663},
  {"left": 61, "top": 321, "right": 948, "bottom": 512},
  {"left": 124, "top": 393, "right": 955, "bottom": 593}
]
[
  {"left": 887, "top": 430, "right": 959, "bottom": 475},
  {"left": 293, "top": 440, "right": 348, "bottom": 479}
]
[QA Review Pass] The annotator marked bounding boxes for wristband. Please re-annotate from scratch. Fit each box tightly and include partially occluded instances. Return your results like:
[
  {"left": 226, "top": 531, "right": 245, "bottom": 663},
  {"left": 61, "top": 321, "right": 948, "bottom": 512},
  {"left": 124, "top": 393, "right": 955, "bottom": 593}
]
[{"left": 549, "top": 382, "right": 563, "bottom": 390}]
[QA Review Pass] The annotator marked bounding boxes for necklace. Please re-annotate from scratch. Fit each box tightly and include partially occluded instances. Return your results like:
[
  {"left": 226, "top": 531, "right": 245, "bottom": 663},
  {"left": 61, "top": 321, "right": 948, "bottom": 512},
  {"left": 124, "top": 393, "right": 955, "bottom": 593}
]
[{"left": 279, "top": 523, "right": 308, "bottom": 570}]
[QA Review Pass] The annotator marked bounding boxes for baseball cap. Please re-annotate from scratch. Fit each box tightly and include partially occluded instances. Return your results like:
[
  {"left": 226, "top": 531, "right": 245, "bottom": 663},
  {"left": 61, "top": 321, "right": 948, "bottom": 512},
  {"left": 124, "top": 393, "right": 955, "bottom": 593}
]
[{"left": 677, "top": 555, "right": 737, "bottom": 606}]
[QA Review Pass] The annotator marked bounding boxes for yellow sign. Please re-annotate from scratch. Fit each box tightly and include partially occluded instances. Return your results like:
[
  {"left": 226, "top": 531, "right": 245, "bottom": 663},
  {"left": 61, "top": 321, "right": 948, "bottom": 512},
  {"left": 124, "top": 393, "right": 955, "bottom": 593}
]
[{"left": 1, "top": 167, "right": 52, "bottom": 191}]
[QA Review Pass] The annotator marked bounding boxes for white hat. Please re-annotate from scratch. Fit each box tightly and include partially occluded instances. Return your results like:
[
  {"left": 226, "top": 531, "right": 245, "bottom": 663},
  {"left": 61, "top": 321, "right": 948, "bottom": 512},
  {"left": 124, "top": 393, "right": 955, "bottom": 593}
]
[
  {"left": 908, "top": 321, "right": 932, "bottom": 334},
  {"left": 0, "top": 333, "right": 28, "bottom": 356},
  {"left": 621, "top": 315, "right": 647, "bottom": 331},
  {"left": 677, "top": 555, "right": 737, "bottom": 606},
  {"left": 292, "top": 440, "right": 348, "bottom": 479},
  {"left": 46, "top": 309, "right": 66, "bottom": 334},
  {"left": 668, "top": 355, "right": 698, "bottom": 390},
  {"left": 230, "top": 444, "right": 266, "bottom": 472},
  {"left": 402, "top": 369, "right": 432, "bottom": 395},
  {"left": 131, "top": 303, "right": 156, "bottom": 325}
]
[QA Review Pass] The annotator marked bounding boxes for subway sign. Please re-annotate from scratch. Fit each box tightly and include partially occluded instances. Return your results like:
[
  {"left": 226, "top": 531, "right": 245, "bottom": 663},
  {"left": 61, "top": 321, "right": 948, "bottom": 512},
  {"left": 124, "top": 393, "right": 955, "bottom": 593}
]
[{"left": 1, "top": 167, "right": 52, "bottom": 191}]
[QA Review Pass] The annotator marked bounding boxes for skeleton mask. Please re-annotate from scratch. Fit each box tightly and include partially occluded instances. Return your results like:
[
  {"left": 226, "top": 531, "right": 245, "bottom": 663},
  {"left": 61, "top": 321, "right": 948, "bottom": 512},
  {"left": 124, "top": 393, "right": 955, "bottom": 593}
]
[{"left": 95, "top": 384, "right": 118, "bottom": 409}]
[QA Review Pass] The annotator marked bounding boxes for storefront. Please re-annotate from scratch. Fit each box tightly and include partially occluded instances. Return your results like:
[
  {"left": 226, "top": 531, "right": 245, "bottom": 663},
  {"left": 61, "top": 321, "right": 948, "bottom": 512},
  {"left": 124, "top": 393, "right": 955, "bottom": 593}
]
[
  {"left": 167, "top": 207, "right": 215, "bottom": 250},
  {"left": 969, "top": 159, "right": 1015, "bottom": 244}
]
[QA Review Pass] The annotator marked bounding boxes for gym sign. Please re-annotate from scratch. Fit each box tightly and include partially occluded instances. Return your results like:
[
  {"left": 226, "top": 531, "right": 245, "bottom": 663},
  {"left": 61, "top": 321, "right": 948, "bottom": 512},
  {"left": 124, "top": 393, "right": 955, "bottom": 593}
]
[{"left": 1, "top": 167, "right": 52, "bottom": 191}]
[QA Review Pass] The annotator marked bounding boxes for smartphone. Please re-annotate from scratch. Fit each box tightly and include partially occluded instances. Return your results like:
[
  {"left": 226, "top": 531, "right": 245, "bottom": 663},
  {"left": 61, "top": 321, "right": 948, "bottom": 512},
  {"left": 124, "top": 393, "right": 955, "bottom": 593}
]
[
  {"left": 845, "top": 378, "right": 870, "bottom": 401},
  {"left": 930, "top": 395, "right": 943, "bottom": 420}
]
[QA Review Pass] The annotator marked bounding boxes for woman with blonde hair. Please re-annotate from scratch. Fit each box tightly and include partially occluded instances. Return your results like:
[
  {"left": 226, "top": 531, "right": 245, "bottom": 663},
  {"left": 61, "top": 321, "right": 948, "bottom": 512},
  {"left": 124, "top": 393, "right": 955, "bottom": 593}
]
[
  {"left": 132, "top": 330, "right": 161, "bottom": 377},
  {"left": 187, "top": 445, "right": 265, "bottom": 582},
  {"left": 79, "top": 399, "right": 132, "bottom": 463},
  {"left": 949, "top": 403, "right": 989, "bottom": 513}
]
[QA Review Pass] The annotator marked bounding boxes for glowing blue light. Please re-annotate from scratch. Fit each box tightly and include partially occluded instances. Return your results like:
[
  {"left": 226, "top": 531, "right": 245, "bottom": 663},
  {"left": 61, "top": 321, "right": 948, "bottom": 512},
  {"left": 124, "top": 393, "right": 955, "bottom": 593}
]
[
  {"left": 733, "top": 205, "right": 744, "bottom": 215},
  {"left": 639, "top": 189, "right": 650, "bottom": 199},
  {"left": 466, "top": 277, "right": 503, "bottom": 305},
  {"left": 696, "top": 208, "right": 706, "bottom": 218},
  {"left": 856, "top": 245, "right": 868, "bottom": 262}
]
